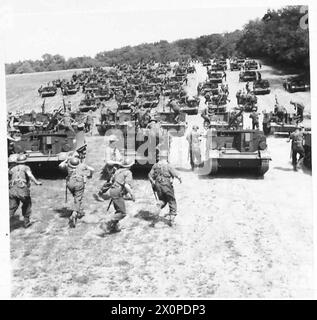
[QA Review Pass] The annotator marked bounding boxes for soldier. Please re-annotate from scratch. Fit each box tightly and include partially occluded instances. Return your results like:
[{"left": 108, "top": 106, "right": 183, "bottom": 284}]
[
  {"left": 186, "top": 125, "right": 202, "bottom": 170},
  {"left": 236, "top": 89, "right": 242, "bottom": 105},
  {"left": 96, "top": 135, "right": 123, "bottom": 200},
  {"left": 99, "top": 160, "right": 135, "bottom": 234},
  {"left": 168, "top": 98, "right": 181, "bottom": 123},
  {"left": 67, "top": 101, "right": 72, "bottom": 112},
  {"left": 9, "top": 154, "right": 42, "bottom": 228},
  {"left": 246, "top": 81, "right": 250, "bottom": 93},
  {"left": 222, "top": 71, "right": 227, "bottom": 81},
  {"left": 249, "top": 109, "right": 260, "bottom": 129},
  {"left": 148, "top": 150, "right": 182, "bottom": 227},
  {"left": 58, "top": 112, "right": 75, "bottom": 133},
  {"left": 85, "top": 110, "right": 94, "bottom": 135},
  {"left": 204, "top": 91, "right": 211, "bottom": 104},
  {"left": 290, "top": 100, "right": 305, "bottom": 123},
  {"left": 287, "top": 127, "right": 305, "bottom": 171},
  {"left": 59, "top": 156, "right": 94, "bottom": 228},
  {"left": 274, "top": 97, "right": 287, "bottom": 123}
]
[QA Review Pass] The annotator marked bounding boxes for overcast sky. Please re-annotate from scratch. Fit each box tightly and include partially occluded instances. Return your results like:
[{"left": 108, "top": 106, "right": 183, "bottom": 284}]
[{"left": 0, "top": 0, "right": 285, "bottom": 63}]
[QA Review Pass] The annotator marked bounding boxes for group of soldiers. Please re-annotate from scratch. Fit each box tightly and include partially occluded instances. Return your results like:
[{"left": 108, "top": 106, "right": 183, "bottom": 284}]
[{"left": 9, "top": 134, "right": 182, "bottom": 234}]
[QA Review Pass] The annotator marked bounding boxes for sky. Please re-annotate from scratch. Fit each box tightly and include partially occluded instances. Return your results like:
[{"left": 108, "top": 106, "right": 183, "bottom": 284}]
[{"left": 0, "top": 0, "right": 286, "bottom": 63}]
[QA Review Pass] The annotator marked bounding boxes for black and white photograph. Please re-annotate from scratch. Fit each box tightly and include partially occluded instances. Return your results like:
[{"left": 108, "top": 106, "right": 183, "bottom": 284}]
[{"left": 0, "top": 0, "right": 315, "bottom": 300}]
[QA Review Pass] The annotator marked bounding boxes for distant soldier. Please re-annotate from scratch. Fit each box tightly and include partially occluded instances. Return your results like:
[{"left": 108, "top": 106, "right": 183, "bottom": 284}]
[
  {"left": 257, "top": 71, "right": 262, "bottom": 80},
  {"left": 85, "top": 110, "right": 94, "bottom": 135},
  {"left": 222, "top": 71, "right": 227, "bottom": 81},
  {"left": 67, "top": 101, "right": 72, "bottom": 112},
  {"left": 168, "top": 98, "right": 181, "bottom": 123},
  {"left": 59, "top": 156, "right": 94, "bottom": 228},
  {"left": 249, "top": 109, "right": 260, "bottom": 129},
  {"left": 236, "top": 89, "right": 242, "bottom": 105},
  {"left": 186, "top": 125, "right": 202, "bottom": 170},
  {"left": 58, "top": 112, "right": 75, "bottom": 133},
  {"left": 204, "top": 92, "right": 211, "bottom": 104},
  {"left": 287, "top": 127, "right": 305, "bottom": 171},
  {"left": 274, "top": 97, "right": 287, "bottom": 123},
  {"left": 246, "top": 81, "right": 250, "bottom": 93},
  {"left": 148, "top": 150, "right": 182, "bottom": 227},
  {"left": 9, "top": 154, "right": 42, "bottom": 228},
  {"left": 290, "top": 100, "right": 305, "bottom": 123},
  {"left": 99, "top": 160, "right": 135, "bottom": 234}
]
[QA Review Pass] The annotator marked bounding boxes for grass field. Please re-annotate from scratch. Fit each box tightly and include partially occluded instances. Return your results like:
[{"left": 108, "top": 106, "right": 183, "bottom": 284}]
[{"left": 7, "top": 62, "right": 313, "bottom": 298}]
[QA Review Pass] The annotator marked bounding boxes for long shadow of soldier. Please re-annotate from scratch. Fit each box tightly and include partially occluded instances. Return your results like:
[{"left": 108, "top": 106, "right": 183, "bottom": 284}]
[
  {"left": 53, "top": 207, "right": 73, "bottom": 219},
  {"left": 135, "top": 210, "right": 170, "bottom": 225},
  {"left": 10, "top": 215, "right": 24, "bottom": 232}
]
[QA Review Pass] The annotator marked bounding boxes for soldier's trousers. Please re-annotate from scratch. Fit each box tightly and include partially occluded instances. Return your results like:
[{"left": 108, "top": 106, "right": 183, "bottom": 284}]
[
  {"left": 189, "top": 145, "right": 202, "bottom": 169},
  {"left": 292, "top": 147, "right": 305, "bottom": 168},
  {"left": 103, "top": 187, "right": 126, "bottom": 222},
  {"left": 67, "top": 180, "right": 85, "bottom": 215},
  {"left": 9, "top": 187, "right": 32, "bottom": 218},
  {"left": 252, "top": 122, "right": 259, "bottom": 130},
  {"left": 155, "top": 181, "right": 177, "bottom": 215}
]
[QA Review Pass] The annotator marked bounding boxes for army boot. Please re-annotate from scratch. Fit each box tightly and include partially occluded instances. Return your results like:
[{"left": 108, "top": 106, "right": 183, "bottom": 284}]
[
  {"left": 69, "top": 211, "right": 78, "bottom": 228},
  {"left": 164, "top": 213, "right": 176, "bottom": 227}
]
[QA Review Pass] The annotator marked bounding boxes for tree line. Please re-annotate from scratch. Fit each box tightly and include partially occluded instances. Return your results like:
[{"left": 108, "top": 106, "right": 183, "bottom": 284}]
[{"left": 5, "top": 6, "right": 309, "bottom": 74}]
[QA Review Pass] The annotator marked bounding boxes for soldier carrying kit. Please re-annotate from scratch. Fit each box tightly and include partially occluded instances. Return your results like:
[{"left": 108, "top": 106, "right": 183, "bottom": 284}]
[
  {"left": 9, "top": 154, "right": 42, "bottom": 228},
  {"left": 99, "top": 160, "right": 135, "bottom": 234},
  {"left": 59, "top": 153, "right": 94, "bottom": 228},
  {"left": 148, "top": 149, "right": 182, "bottom": 227}
]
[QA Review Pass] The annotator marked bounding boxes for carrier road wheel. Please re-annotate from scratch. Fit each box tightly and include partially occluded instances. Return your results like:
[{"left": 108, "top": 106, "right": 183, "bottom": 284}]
[
  {"left": 209, "top": 158, "right": 218, "bottom": 175},
  {"left": 257, "top": 159, "right": 269, "bottom": 176}
]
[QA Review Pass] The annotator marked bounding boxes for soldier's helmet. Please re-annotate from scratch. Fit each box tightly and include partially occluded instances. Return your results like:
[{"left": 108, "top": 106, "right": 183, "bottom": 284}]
[
  {"left": 16, "top": 154, "right": 27, "bottom": 163},
  {"left": 68, "top": 157, "right": 80, "bottom": 169}
]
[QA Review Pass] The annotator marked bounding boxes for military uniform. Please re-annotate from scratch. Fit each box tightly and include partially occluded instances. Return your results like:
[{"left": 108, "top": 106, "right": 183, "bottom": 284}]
[
  {"left": 249, "top": 111, "right": 259, "bottom": 129},
  {"left": 9, "top": 164, "right": 32, "bottom": 223},
  {"left": 148, "top": 161, "right": 181, "bottom": 224},
  {"left": 289, "top": 131, "right": 305, "bottom": 170},
  {"left": 103, "top": 144, "right": 122, "bottom": 181},
  {"left": 66, "top": 162, "right": 91, "bottom": 217},
  {"left": 186, "top": 128, "right": 202, "bottom": 170},
  {"left": 9, "top": 159, "right": 41, "bottom": 227},
  {"left": 102, "top": 167, "right": 134, "bottom": 233}
]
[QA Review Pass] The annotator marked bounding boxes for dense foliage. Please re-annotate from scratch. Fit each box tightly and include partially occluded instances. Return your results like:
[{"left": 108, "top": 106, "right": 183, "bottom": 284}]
[{"left": 5, "top": 6, "right": 309, "bottom": 74}]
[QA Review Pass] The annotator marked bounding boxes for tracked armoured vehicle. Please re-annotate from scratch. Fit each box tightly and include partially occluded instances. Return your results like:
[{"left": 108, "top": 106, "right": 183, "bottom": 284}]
[
  {"left": 8, "top": 129, "right": 83, "bottom": 168},
  {"left": 205, "top": 128, "right": 271, "bottom": 176}
]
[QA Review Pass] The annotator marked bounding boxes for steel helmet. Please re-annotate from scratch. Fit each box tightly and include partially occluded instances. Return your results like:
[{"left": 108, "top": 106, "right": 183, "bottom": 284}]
[
  {"left": 68, "top": 157, "right": 80, "bottom": 169},
  {"left": 16, "top": 154, "right": 27, "bottom": 163}
]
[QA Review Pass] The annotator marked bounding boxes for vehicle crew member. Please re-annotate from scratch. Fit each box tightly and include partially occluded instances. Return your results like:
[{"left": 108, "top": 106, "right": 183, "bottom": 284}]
[
  {"left": 9, "top": 154, "right": 42, "bottom": 228},
  {"left": 168, "top": 98, "right": 181, "bottom": 123},
  {"left": 148, "top": 150, "right": 182, "bottom": 227},
  {"left": 290, "top": 100, "right": 305, "bottom": 123},
  {"left": 59, "top": 156, "right": 94, "bottom": 228},
  {"left": 287, "top": 127, "right": 305, "bottom": 171},
  {"left": 186, "top": 125, "right": 202, "bottom": 170}
]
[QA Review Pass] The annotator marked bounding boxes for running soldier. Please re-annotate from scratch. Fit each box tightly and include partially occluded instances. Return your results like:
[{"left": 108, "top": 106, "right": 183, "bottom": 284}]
[
  {"left": 148, "top": 150, "right": 182, "bottom": 227},
  {"left": 59, "top": 156, "right": 94, "bottom": 227},
  {"left": 99, "top": 160, "right": 135, "bottom": 234},
  {"left": 9, "top": 154, "right": 42, "bottom": 228}
]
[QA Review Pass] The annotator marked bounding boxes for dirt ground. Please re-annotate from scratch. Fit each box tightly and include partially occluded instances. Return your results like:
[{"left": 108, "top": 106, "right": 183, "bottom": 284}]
[{"left": 7, "top": 62, "right": 313, "bottom": 298}]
